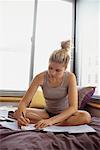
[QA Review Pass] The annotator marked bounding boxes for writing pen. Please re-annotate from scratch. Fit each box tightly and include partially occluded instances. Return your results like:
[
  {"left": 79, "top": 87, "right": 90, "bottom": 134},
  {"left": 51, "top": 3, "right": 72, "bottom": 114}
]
[
  {"left": 22, "top": 112, "right": 25, "bottom": 118},
  {"left": 18, "top": 112, "right": 26, "bottom": 129},
  {"left": 20, "top": 112, "right": 28, "bottom": 130}
]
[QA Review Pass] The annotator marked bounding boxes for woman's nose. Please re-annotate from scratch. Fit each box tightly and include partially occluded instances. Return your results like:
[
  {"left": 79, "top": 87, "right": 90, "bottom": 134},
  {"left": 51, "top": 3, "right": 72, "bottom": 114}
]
[{"left": 51, "top": 70, "right": 56, "bottom": 76}]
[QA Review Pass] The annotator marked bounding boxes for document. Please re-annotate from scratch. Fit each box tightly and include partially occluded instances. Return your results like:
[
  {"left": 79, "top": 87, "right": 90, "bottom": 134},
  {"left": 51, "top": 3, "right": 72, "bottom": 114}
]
[
  {"left": 0, "top": 121, "right": 21, "bottom": 131},
  {"left": 43, "top": 124, "right": 96, "bottom": 133},
  {"left": 0, "top": 110, "right": 8, "bottom": 117},
  {"left": 0, "top": 110, "right": 15, "bottom": 122},
  {"left": 0, "top": 121, "right": 96, "bottom": 133}
]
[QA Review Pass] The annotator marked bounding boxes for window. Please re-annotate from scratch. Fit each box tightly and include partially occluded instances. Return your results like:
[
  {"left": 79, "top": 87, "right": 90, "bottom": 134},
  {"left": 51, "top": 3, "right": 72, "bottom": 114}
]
[
  {"left": 76, "top": 0, "right": 100, "bottom": 95},
  {"left": 0, "top": 1, "right": 35, "bottom": 94},
  {"left": 34, "top": 0, "right": 75, "bottom": 76},
  {"left": 0, "top": 0, "right": 75, "bottom": 96}
]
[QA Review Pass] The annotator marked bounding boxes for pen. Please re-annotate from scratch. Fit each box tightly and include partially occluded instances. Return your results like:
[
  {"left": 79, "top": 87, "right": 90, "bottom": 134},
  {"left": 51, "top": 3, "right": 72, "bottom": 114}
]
[
  {"left": 21, "top": 112, "right": 27, "bottom": 130},
  {"left": 22, "top": 112, "right": 25, "bottom": 118}
]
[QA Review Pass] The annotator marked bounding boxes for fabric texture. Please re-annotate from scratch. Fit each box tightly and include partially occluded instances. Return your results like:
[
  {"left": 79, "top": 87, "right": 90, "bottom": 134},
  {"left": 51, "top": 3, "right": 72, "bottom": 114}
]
[
  {"left": 0, "top": 117, "right": 100, "bottom": 150},
  {"left": 29, "top": 90, "right": 46, "bottom": 108},
  {"left": 78, "top": 86, "right": 95, "bottom": 109}
]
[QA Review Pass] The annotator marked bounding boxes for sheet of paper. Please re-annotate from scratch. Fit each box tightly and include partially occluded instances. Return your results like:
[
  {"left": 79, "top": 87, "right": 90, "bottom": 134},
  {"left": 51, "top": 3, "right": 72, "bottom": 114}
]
[
  {"left": 21, "top": 124, "right": 36, "bottom": 130},
  {"left": 0, "top": 121, "right": 36, "bottom": 131},
  {"left": 43, "top": 124, "right": 96, "bottom": 133},
  {"left": 0, "top": 106, "right": 17, "bottom": 111},
  {"left": 0, "top": 121, "right": 20, "bottom": 131},
  {"left": 0, "top": 110, "right": 8, "bottom": 117}
]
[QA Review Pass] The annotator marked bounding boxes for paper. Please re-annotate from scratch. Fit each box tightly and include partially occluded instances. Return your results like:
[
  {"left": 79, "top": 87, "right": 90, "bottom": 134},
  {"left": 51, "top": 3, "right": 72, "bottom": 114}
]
[
  {"left": 0, "top": 121, "right": 21, "bottom": 131},
  {"left": 0, "top": 106, "right": 17, "bottom": 111},
  {"left": 0, "top": 121, "right": 36, "bottom": 131},
  {"left": 0, "top": 121, "right": 96, "bottom": 133},
  {"left": 0, "top": 109, "right": 15, "bottom": 122},
  {"left": 0, "top": 110, "right": 8, "bottom": 117},
  {"left": 43, "top": 124, "right": 96, "bottom": 133},
  {"left": 21, "top": 124, "right": 36, "bottom": 130}
]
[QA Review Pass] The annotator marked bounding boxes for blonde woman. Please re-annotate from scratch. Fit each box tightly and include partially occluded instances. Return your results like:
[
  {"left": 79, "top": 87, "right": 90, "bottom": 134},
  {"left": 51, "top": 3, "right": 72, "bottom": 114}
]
[{"left": 14, "top": 40, "right": 91, "bottom": 129}]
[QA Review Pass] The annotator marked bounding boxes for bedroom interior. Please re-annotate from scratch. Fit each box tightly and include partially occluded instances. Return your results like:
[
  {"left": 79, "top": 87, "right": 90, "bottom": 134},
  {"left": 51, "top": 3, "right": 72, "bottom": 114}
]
[{"left": 0, "top": 0, "right": 100, "bottom": 150}]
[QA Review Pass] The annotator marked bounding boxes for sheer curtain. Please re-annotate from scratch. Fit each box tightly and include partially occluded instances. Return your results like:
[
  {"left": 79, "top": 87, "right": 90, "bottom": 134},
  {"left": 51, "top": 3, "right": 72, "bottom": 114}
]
[
  {"left": 34, "top": 0, "right": 74, "bottom": 77},
  {"left": 76, "top": 0, "right": 100, "bottom": 95},
  {"left": 0, "top": 1, "right": 34, "bottom": 92}
]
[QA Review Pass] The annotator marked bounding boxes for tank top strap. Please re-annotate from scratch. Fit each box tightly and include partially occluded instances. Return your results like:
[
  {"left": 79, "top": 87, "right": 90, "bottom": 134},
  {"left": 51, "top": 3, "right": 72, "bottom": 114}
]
[
  {"left": 43, "top": 71, "right": 48, "bottom": 85},
  {"left": 61, "top": 71, "right": 68, "bottom": 87}
]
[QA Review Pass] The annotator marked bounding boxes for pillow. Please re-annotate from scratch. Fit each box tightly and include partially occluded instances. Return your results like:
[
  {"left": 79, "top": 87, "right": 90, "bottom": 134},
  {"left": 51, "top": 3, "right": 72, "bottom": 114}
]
[
  {"left": 29, "top": 90, "right": 46, "bottom": 108},
  {"left": 78, "top": 86, "right": 95, "bottom": 110}
]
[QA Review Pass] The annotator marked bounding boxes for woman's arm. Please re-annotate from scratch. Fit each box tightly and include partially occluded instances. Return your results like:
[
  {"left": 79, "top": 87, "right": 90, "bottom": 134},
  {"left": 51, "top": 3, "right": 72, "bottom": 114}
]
[
  {"left": 17, "top": 72, "right": 44, "bottom": 116},
  {"left": 16, "top": 72, "right": 45, "bottom": 127}
]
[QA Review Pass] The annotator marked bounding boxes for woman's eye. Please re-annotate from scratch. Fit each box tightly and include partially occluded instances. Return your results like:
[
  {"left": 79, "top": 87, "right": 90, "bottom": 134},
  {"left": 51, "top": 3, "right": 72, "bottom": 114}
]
[{"left": 56, "top": 69, "right": 61, "bottom": 72}]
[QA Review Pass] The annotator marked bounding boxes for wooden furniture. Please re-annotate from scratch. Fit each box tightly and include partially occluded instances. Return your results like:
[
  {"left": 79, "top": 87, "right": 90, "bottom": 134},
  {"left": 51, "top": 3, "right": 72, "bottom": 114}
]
[
  {"left": 85, "top": 101, "right": 100, "bottom": 117},
  {"left": 0, "top": 96, "right": 21, "bottom": 107}
]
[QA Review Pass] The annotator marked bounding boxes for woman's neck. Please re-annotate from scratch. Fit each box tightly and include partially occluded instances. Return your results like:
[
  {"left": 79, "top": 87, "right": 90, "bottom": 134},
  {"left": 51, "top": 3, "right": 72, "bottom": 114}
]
[{"left": 48, "top": 75, "right": 64, "bottom": 88}]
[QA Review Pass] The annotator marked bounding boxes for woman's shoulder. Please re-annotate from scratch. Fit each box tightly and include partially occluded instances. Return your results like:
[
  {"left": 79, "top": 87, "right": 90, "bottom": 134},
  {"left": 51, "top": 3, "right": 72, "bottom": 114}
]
[
  {"left": 35, "top": 71, "right": 47, "bottom": 78},
  {"left": 33, "top": 71, "right": 47, "bottom": 85},
  {"left": 65, "top": 71, "right": 76, "bottom": 82},
  {"left": 66, "top": 71, "right": 75, "bottom": 76}
]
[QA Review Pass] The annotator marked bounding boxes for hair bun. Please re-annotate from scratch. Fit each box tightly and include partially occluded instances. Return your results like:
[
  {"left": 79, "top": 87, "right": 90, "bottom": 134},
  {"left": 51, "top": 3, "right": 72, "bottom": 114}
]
[{"left": 61, "top": 40, "right": 70, "bottom": 52}]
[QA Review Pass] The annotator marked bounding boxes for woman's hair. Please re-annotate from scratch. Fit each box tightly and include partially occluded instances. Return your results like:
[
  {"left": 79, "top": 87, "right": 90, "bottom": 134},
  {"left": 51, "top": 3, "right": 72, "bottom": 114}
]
[{"left": 49, "top": 40, "right": 71, "bottom": 68}]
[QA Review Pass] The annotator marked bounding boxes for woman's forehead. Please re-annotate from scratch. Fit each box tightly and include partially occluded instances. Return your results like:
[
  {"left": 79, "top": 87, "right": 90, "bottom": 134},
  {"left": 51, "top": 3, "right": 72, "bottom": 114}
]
[{"left": 49, "top": 62, "right": 65, "bottom": 68}]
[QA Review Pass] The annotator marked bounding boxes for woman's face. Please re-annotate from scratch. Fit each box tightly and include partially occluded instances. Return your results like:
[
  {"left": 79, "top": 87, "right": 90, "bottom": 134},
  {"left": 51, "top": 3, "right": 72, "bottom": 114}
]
[{"left": 48, "top": 61, "right": 66, "bottom": 79}]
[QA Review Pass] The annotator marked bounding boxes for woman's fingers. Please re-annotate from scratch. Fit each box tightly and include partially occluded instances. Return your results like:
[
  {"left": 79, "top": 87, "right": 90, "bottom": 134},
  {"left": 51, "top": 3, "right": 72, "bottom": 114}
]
[
  {"left": 35, "top": 118, "right": 54, "bottom": 129},
  {"left": 18, "top": 116, "right": 30, "bottom": 127},
  {"left": 35, "top": 119, "right": 48, "bottom": 129},
  {"left": 25, "top": 118, "right": 30, "bottom": 124},
  {"left": 34, "top": 120, "right": 43, "bottom": 128}
]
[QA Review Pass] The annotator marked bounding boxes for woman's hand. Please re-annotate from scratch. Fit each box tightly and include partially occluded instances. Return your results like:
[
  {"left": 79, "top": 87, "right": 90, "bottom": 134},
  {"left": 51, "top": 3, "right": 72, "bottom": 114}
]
[
  {"left": 17, "top": 116, "right": 30, "bottom": 127},
  {"left": 17, "top": 113, "right": 30, "bottom": 128},
  {"left": 35, "top": 119, "right": 53, "bottom": 129}
]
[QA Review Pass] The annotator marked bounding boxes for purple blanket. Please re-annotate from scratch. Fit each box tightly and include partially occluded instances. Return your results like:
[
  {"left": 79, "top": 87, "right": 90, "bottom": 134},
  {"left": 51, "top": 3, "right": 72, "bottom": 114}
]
[{"left": 0, "top": 117, "right": 100, "bottom": 150}]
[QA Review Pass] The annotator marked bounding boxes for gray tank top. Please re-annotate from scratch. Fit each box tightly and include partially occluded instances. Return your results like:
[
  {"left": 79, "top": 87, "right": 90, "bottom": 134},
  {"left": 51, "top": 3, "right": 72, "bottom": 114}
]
[{"left": 41, "top": 71, "right": 69, "bottom": 114}]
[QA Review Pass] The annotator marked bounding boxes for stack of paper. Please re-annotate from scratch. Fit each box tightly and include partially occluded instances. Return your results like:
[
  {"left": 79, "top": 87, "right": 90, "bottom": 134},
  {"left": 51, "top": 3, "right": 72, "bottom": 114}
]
[{"left": 0, "top": 121, "right": 96, "bottom": 133}]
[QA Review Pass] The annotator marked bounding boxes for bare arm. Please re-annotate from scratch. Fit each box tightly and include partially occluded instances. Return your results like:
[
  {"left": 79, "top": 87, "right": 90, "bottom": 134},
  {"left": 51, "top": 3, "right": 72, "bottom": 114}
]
[{"left": 18, "top": 72, "right": 44, "bottom": 116}]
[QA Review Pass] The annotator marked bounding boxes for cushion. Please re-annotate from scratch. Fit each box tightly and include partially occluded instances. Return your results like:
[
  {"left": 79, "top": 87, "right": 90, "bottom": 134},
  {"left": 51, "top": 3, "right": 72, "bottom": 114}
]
[
  {"left": 29, "top": 87, "right": 95, "bottom": 110},
  {"left": 29, "top": 90, "right": 46, "bottom": 108},
  {"left": 78, "top": 86, "right": 95, "bottom": 109}
]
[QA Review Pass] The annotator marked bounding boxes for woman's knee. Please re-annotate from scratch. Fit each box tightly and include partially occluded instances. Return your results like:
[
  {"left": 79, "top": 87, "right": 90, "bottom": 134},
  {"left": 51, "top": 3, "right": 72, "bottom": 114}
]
[{"left": 79, "top": 111, "right": 91, "bottom": 124}]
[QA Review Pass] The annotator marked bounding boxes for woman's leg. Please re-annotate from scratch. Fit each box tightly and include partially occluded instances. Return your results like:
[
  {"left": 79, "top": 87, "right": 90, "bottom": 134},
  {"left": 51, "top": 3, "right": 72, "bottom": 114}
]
[
  {"left": 14, "top": 108, "right": 50, "bottom": 123},
  {"left": 57, "top": 110, "right": 91, "bottom": 126},
  {"left": 14, "top": 109, "right": 91, "bottom": 125}
]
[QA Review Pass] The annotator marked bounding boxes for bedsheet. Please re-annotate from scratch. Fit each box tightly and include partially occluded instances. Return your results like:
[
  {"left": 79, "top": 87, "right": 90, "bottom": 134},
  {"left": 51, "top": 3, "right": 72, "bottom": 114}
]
[{"left": 0, "top": 117, "right": 100, "bottom": 150}]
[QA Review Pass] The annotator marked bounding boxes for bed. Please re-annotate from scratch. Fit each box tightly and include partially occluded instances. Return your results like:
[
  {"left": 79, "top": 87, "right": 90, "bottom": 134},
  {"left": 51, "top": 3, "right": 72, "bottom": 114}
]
[
  {"left": 0, "top": 87, "right": 100, "bottom": 150},
  {"left": 0, "top": 117, "right": 100, "bottom": 150}
]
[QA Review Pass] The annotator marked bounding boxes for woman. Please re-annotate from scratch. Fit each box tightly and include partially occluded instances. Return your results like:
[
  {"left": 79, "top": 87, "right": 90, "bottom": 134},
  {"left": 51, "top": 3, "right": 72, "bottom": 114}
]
[{"left": 14, "top": 40, "right": 91, "bottom": 129}]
